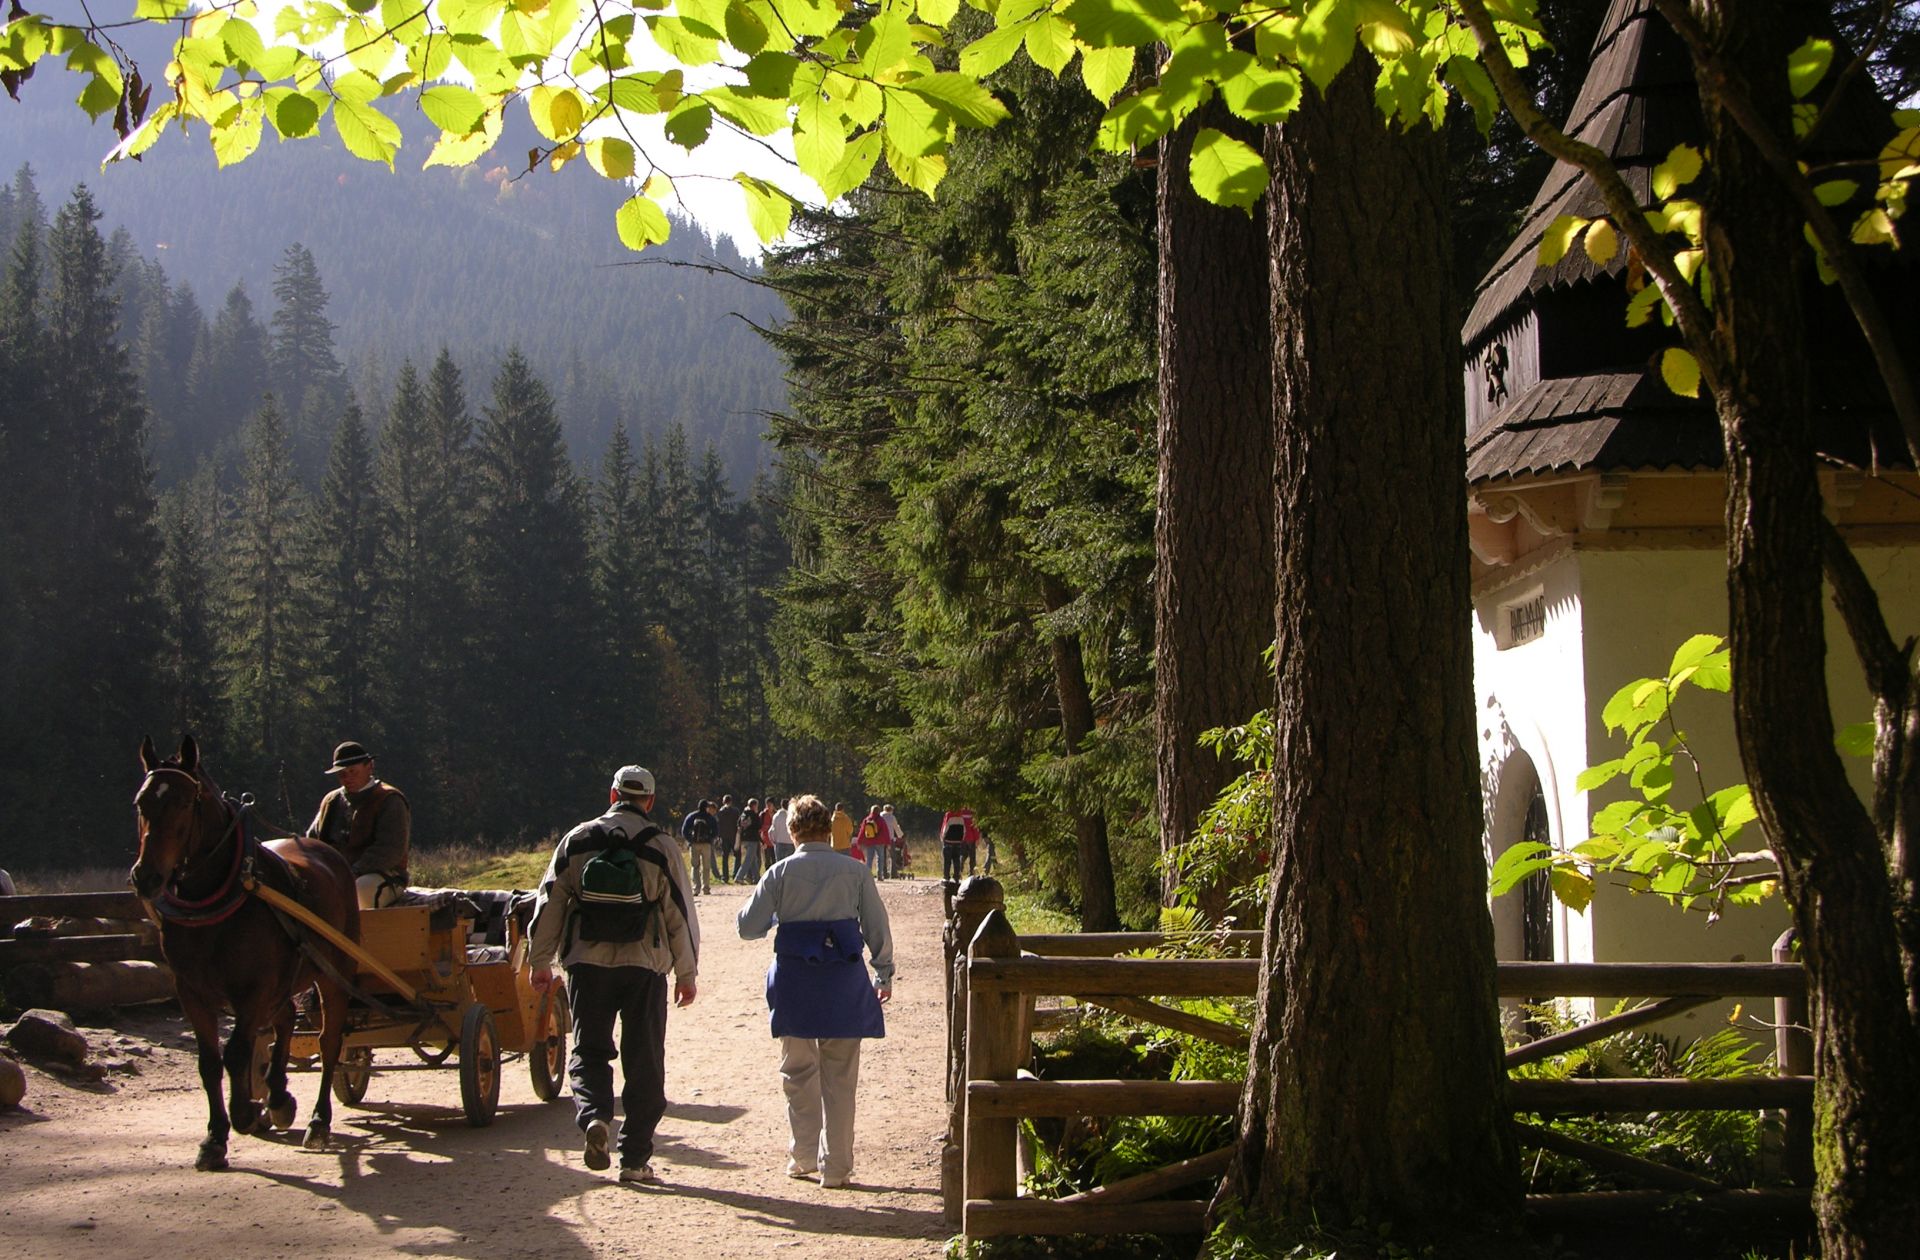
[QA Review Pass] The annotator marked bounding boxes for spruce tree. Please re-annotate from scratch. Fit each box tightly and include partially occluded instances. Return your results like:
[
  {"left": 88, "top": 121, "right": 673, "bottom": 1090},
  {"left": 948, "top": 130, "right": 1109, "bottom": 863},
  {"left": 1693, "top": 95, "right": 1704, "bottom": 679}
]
[
  {"left": 312, "top": 395, "right": 383, "bottom": 740},
  {"left": 191, "top": 283, "right": 271, "bottom": 481},
  {"left": 469, "top": 350, "right": 597, "bottom": 833},
  {"left": 158, "top": 467, "right": 227, "bottom": 746},
  {"left": 269, "top": 242, "right": 346, "bottom": 480}
]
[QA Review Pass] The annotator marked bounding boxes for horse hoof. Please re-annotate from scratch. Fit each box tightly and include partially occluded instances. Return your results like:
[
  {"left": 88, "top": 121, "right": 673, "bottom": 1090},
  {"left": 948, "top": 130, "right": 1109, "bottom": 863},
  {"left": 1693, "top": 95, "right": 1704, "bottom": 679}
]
[
  {"left": 302, "top": 1124, "right": 330, "bottom": 1152},
  {"left": 196, "top": 1145, "right": 228, "bottom": 1172},
  {"left": 268, "top": 1098, "right": 297, "bottom": 1131},
  {"left": 230, "top": 1108, "right": 259, "bottom": 1136}
]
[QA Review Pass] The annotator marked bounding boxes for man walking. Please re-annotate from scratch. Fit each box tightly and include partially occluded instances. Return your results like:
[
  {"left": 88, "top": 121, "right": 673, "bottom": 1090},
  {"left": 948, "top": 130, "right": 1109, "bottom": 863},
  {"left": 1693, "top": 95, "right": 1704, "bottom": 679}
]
[
  {"left": 770, "top": 797, "right": 794, "bottom": 863},
  {"left": 681, "top": 799, "right": 717, "bottom": 895},
  {"left": 737, "top": 797, "right": 764, "bottom": 884},
  {"left": 308, "top": 740, "right": 411, "bottom": 908},
  {"left": 529, "top": 765, "right": 698, "bottom": 1184}
]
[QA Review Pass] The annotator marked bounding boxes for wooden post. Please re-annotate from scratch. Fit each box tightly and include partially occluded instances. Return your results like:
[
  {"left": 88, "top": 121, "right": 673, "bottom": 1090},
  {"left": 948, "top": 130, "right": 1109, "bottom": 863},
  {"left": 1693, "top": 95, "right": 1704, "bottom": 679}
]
[
  {"left": 942, "top": 876, "right": 1005, "bottom": 1225},
  {"left": 1773, "top": 928, "right": 1813, "bottom": 1184},
  {"left": 963, "top": 909, "right": 1024, "bottom": 1242}
]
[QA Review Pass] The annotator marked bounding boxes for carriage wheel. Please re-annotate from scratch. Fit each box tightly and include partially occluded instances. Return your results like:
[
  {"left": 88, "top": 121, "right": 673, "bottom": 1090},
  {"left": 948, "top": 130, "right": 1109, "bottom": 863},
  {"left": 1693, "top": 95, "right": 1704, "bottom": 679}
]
[
  {"left": 332, "top": 1046, "right": 373, "bottom": 1106},
  {"left": 529, "top": 991, "right": 569, "bottom": 1103},
  {"left": 458, "top": 1006, "right": 501, "bottom": 1128}
]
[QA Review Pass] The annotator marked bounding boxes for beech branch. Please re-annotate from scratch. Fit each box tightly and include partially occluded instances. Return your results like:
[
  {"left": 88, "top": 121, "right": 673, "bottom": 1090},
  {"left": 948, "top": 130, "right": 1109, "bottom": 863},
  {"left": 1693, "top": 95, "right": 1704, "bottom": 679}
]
[
  {"left": 1452, "top": 0, "right": 1723, "bottom": 399},
  {"left": 1820, "top": 493, "right": 1911, "bottom": 706},
  {"left": 1648, "top": 0, "right": 1920, "bottom": 469}
]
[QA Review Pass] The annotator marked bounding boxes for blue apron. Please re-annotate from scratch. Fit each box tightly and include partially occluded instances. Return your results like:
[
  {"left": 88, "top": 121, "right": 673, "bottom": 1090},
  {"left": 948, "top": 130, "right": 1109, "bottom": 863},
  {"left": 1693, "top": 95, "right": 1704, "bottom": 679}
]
[{"left": 767, "top": 918, "right": 886, "bottom": 1039}]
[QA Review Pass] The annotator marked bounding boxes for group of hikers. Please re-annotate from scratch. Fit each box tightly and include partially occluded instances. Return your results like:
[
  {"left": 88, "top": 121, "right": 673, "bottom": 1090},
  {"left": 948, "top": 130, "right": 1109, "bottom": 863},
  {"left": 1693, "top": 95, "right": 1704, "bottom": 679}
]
[
  {"left": 297, "top": 741, "right": 910, "bottom": 1191},
  {"left": 670, "top": 796, "right": 922, "bottom": 893}
]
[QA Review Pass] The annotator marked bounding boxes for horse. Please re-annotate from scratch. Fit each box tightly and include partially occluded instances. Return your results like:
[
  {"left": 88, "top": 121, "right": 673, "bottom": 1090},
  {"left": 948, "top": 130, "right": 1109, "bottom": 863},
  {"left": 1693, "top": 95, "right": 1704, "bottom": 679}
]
[{"left": 130, "top": 734, "right": 360, "bottom": 1170}]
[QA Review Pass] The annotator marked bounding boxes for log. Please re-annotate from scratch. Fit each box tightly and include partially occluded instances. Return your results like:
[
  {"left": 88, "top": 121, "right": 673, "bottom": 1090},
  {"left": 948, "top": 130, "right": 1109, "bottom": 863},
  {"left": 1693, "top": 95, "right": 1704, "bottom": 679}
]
[
  {"left": 6, "top": 960, "right": 176, "bottom": 1010},
  {"left": 1509, "top": 1076, "right": 1813, "bottom": 1112},
  {"left": 1496, "top": 961, "right": 1805, "bottom": 999},
  {"left": 1018, "top": 931, "right": 1261, "bottom": 957},
  {"left": 964, "top": 1197, "right": 1207, "bottom": 1238},
  {"left": 1056, "top": 1145, "right": 1234, "bottom": 1206},
  {"left": 1513, "top": 1121, "right": 1725, "bottom": 1192},
  {"left": 1505, "top": 995, "right": 1715, "bottom": 1069},
  {"left": 0, "top": 1054, "right": 23, "bottom": 1108},
  {"left": 967, "top": 957, "right": 1260, "bottom": 998},
  {"left": 1524, "top": 1189, "right": 1812, "bottom": 1225},
  {"left": 0, "top": 892, "right": 144, "bottom": 922},
  {"left": 1082, "top": 995, "right": 1248, "bottom": 1048},
  {"left": 967, "top": 1079, "right": 1241, "bottom": 1119},
  {"left": 0, "top": 934, "right": 165, "bottom": 966},
  {"left": 12, "top": 916, "right": 158, "bottom": 940}
]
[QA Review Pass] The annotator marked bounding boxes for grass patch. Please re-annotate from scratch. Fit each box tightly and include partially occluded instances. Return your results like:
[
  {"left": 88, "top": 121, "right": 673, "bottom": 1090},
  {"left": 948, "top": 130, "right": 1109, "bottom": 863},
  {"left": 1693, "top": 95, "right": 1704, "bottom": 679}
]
[
  {"left": 411, "top": 838, "right": 555, "bottom": 891},
  {"left": 1000, "top": 886, "right": 1079, "bottom": 936}
]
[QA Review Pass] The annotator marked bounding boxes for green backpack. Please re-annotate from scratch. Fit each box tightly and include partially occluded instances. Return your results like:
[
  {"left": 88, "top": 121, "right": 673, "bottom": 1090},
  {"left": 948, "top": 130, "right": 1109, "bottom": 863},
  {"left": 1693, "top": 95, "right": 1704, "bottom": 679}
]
[{"left": 576, "top": 823, "right": 663, "bottom": 944}]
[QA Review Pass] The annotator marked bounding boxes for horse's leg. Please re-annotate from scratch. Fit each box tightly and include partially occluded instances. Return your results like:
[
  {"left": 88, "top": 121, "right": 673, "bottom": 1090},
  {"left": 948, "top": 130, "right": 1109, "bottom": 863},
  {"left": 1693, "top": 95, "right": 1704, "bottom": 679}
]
[
  {"left": 303, "top": 975, "right": 345, "bottom": 1151},
  {"left": 183, "top": 997, "right": 231, "bottom": 1171},
  {"left": 266, "top": 997, "right": 298, "bottom": 1131},
  {"left": 222, "top": 1015, "right": 261, "bottom": 1138}
]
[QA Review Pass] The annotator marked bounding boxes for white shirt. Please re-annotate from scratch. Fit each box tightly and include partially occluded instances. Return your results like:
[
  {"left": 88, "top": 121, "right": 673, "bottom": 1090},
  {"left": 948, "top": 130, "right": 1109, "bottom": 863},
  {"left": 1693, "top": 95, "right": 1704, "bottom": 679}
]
[{"left": 770, "top": 807, "right": 791, "bottom": 847}]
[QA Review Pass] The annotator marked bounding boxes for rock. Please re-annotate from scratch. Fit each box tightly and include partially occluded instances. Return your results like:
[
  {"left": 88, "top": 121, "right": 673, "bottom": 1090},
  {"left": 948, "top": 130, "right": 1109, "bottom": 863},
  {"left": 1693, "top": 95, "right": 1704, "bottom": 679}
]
[
  {"left": 5, "top": 1008, "right": 90, "bottom": 1065},
  {"left": 0, "top": 1054, "right": 24, "bottom": 1108}
]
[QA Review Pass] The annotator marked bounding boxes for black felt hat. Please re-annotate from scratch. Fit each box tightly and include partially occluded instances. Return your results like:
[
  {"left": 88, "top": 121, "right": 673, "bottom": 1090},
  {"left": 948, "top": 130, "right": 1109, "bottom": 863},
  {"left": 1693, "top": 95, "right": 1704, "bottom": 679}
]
[{"left": 326, "top": 741, "right": 374, "bottom": 773}]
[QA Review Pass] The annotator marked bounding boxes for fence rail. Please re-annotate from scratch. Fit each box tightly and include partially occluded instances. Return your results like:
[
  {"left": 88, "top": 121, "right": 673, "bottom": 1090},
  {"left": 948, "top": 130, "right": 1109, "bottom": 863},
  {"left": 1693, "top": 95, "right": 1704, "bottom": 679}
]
[
  {"left": 939, "top": 877, "right": 1813, "bottom": 1243},
  {"left": 1, "top": 892, "right": 172, "bottom": 1008}
]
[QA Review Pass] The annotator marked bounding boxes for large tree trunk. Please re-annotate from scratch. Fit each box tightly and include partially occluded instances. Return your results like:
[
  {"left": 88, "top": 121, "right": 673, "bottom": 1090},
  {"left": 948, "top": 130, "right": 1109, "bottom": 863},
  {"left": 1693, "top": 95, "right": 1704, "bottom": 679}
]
[
  {"left": 1700, "top": 6, "right": 1920, "bottom": 1255},
  {"left": 1219, "top": 62, "right": 1519, "bottom": 1238},
  {"left": 1153, "top": 105, "right": 1275, "bottom": 921}
]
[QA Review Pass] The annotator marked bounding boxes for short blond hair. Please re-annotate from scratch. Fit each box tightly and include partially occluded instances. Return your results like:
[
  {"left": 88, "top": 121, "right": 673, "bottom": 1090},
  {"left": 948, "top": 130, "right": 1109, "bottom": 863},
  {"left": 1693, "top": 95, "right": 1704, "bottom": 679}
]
[{"left": 787, "top": 794, "right": 832, "bottom": 842}]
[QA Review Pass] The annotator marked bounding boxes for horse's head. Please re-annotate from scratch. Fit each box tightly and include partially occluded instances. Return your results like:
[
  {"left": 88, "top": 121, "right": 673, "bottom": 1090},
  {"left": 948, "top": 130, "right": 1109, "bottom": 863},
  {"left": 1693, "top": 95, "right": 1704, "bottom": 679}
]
[{"left": 130, "top": 735, "right": 222, "bottom": 898}]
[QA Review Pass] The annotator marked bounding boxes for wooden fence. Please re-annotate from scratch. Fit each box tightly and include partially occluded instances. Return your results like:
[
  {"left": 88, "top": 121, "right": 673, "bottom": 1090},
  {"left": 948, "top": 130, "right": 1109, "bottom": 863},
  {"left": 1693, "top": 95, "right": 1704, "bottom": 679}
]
[
  {"left": 0, "top": 892, "right": 173, "bottom": 1008},
  {"left": 939, "top": 878, "right": 1813, "bottom": 1242}
]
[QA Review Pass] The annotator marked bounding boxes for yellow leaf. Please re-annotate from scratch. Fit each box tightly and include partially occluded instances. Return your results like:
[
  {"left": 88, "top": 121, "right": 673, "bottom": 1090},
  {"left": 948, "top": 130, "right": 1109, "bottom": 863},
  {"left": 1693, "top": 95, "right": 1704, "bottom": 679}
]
[
  {"left": 1660, "top": 346, "right": 1701, "bottom": 398},
  {"left": 1852, "top": 207, "right": 1897, "bottom": 246},
  {"left": 1652, "top": 143, "right": 1702, "bottom": 199},
  {"left": 643, "top": 172, "right": 673, "bottom": 199},
  {"left": 1538, "top": 213, "right": 1588, "bottom": 267},
  {"left": 585, "top": 136, "right": 635, "bottom": 179},
  {"left": 1583, "top": 219, "right": 1619, "bottom": 265},
  {"left": 548, "top": 140, "right": 580, "bottom": 171},
  {"left": 616, "top": 193, "right": 671, "bottom": 249}
]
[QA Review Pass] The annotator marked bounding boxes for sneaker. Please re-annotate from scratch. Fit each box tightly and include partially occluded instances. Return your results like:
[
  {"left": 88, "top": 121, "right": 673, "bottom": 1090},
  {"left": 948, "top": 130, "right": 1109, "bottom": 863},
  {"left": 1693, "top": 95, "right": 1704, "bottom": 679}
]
[
  {"left": 821, "top": 1175, "right": 851, "bottom": 1189},
  {"left": 583, "top": 1119, "right": 612, "bottom": 1171},
  {"left": 785, "top": 1160, "right": 818, "bottom": 1179},
  {"left": 619, "top": 1162, "right": 658, "bottom": 1184}
]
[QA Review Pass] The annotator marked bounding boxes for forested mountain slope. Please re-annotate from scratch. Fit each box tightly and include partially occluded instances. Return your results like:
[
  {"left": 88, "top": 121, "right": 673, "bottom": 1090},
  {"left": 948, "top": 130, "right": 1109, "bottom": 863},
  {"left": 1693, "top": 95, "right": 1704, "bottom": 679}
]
[{"left": 0, "top": 73, "right": 785, "bottom": 483}]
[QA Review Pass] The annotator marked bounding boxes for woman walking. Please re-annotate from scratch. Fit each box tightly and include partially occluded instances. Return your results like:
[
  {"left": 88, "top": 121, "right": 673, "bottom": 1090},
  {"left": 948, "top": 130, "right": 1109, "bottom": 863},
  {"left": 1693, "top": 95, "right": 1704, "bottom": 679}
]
[{"left": 735, "top": 795, "right": 892, "bottom": 1188}]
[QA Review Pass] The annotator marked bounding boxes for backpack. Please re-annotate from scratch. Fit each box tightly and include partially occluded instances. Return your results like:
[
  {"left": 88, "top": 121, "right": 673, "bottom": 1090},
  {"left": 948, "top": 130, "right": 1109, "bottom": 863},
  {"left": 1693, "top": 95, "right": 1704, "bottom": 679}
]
[
  {"left": 689, "top": 814, "right": 716, "bottom": 843},
  {"left": 576, "top": 823, "right": 662, "bottom": 944},
  {"left": 859, "top": 818, "right": 882, "bottom": 844},
  {"left": 942, "top": 819, "right": 965, "bottom": 845}
]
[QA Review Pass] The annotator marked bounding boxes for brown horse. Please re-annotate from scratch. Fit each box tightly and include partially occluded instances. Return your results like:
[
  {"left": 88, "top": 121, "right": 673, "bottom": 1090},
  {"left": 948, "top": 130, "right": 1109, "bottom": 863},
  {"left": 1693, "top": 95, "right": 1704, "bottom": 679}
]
[{"left": 130, "top": 735, "right": 359, "bottom": 1170}]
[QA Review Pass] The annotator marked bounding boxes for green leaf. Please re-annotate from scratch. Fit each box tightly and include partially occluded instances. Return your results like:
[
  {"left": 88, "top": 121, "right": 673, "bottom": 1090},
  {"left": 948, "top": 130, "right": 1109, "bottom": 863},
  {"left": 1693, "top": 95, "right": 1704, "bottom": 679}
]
[
  {"left": 220, "top": 17, "right": 268, "bottom": 68},
  {"left": 1574, "top": 758, "right": 1625, "bottom": 793},
  {"left": 648, "top": 16, "right": 721, "bottom": 64},
  {"left": 1590, "top": 798, "right": 1645, "bottom": 835},
  {"left": 1836, "top": 721, "right": 1876, "bottom": 758},
  {"left": 918, "top": 0, "right": 961, "bottom": 24},
  {"left": 744, "top": 52, "right": 797, "bottom": 98},
  {"left": 1548, "top": 866, "right": 1594, "bottom": 913},
  {"left": 1187, "top": 127, "right": 1267, "bottom": 210},
  {"left": 333, "top": 68, "right": 383, "bottom": 106},
  {"left": 883, "top": 130, "right": 946, "bottom": 196},
  {"left": 706, "top": 85, "right": 787, "bottom": 135},
  {"left": 529, "top": 85, "right": 586, "bottom": 140},
  {"left": 664, "top": 98, "right": 713, "bottom": 149},
  {"left": 1650, "top": 861, "right": 1692, "bottom": 897},
  {"left": 616, "top": 193, "right": 672, "bottom": 250},
  {"left": 211, "top": 100, "right": 264, "bottom": 167},
  {"left": 334, "top": 98, "right": 401, "bottom": 167},
  {"left": 1297, "top": 0, "right": 1358, "bottom": 93},
  {"left": 724, "top": 0, "right": 770, "bottom": 53},
  {"left": 817, "top": 128, "right": 882, "bottom": 201},
  {"left": 1668, "top": 633, "right": 1724, "bottom": 678},
  {"left": 1489, "top": 840, "right": 1552, "bottom": 896},
  {"left": 900, "top": 72, "right": 1009, "bottom": 128},
  {"left": 1444, "top": 53, "right": 1498, "bottom": 132},
  {"left": 958, "top": 24, "right": 1026, "bottom": 79},
  {"left": 440, "top": 0, "right": 506, "bottom": 36},
  {"left": 424, "top": 103, "right": 503, "bottom": 166},
  {"left": 1354, "top": 0, "right": 1415, "bottom": 57},
  {"left": 420, "top": 83, "right": 488, "bottom": 134},
  {"left": 266, "top": 88, "right": 322, "bottom": 139},
  {"left": 1624, "top": 283, "right": 1662, "bottom": 329},
  {"left": 1217, "top": 63, "right": 1301, "bottom": 125},
  {"left": 860, "top": 0, "right": 914, "bottom": 76},
  {"left": 1025, "top": 14, "right": 1076, "bottom": 75},
  {"left": 1538, "top": 213, "right": 1588, "bottom": 266},
  {"left": 1814, "top": 178, "right": 1859, "bottom": 207},
  {"left": 1652, "top": 143, "right": 1703, "bottom": 199},
  {"left": 883, "top": 84, "right": 944, "bottom": 156},
  {"left": 1061, "top": 0, "right": 1183, "bottom": 49},
  {"left": 1660, "top": 346, "right": 1702, "bottom": 398},
  {"left": 1079, "top": 45, "right": 1135, "bottom": 105},
  {"left": 1787, "top": 37, "right": 1834, "bottom": 100},
  {"left": 734, "top": 173, "right": 794, "bottom": 240},
  {"left": 1710, "top": 785, "right": 1757, "bottom": 832}
]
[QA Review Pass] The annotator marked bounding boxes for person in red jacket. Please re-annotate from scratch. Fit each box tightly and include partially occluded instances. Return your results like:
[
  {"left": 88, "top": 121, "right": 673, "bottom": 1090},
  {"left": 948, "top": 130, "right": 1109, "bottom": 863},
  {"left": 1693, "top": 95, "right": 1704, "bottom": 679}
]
[{"left": 938, "top": 806, "right": 978, "bottom": 883}]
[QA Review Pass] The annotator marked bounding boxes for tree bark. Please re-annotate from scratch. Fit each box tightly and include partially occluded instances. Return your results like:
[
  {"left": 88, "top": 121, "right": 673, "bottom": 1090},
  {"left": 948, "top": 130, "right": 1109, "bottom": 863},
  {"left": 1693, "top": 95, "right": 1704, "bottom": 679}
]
[
  {"left": 1153, "top": 104, "right": 1275, "bottom": 920},
  {"left": 1700, "top": 5, "right": 1920, "bottom": 1255},
  {"left": 1219, "top": 61, "right": 1519, "bottom": 1239}
]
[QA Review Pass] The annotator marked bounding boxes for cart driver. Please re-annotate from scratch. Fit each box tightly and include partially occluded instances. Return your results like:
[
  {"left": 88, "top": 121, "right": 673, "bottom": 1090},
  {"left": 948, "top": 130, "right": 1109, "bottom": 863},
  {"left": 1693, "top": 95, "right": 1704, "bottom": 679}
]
[{"left": 308, "top": 740, "right": 411, "bottom": 909}]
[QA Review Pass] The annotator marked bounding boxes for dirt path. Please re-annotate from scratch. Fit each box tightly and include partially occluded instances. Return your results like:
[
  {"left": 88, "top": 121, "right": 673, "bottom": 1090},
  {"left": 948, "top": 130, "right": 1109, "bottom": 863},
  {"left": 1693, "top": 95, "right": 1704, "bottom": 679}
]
[{"left": 1, "top": 877, "right": 954, "bottom": 1259}]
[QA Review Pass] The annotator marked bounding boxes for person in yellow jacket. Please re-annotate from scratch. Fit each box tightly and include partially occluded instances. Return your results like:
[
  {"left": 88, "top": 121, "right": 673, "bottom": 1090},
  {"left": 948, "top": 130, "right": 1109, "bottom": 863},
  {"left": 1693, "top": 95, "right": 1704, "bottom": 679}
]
[{"left": 829, "top": 802, "right": 854, "bottom": 853}]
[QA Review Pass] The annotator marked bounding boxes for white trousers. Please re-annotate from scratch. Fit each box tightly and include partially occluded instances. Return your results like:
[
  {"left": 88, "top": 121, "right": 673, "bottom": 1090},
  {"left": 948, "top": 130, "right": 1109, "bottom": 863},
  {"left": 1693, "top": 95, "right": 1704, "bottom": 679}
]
[
  {"left": 779, "top": 1036, "right": 861, "bottom": 1183},
  {"left": 354, "top": 873, "right": 400, "bottom": 910}
]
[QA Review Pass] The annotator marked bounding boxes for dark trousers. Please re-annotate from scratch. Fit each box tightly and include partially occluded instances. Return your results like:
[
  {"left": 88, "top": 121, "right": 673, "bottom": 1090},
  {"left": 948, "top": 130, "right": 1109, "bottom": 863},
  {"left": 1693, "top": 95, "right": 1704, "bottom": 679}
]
[
  {"left": 738, "top": 841, "right": 762, "bottom": 882},
  {"left": 715, "top": 843, "right": 735, "bottom": 882},
  {"left": 567, "top": 963, "right": 669, "bottom": 1166},
  {"left": 943, "top": 843, "right": 967, "bottom": 882}
]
